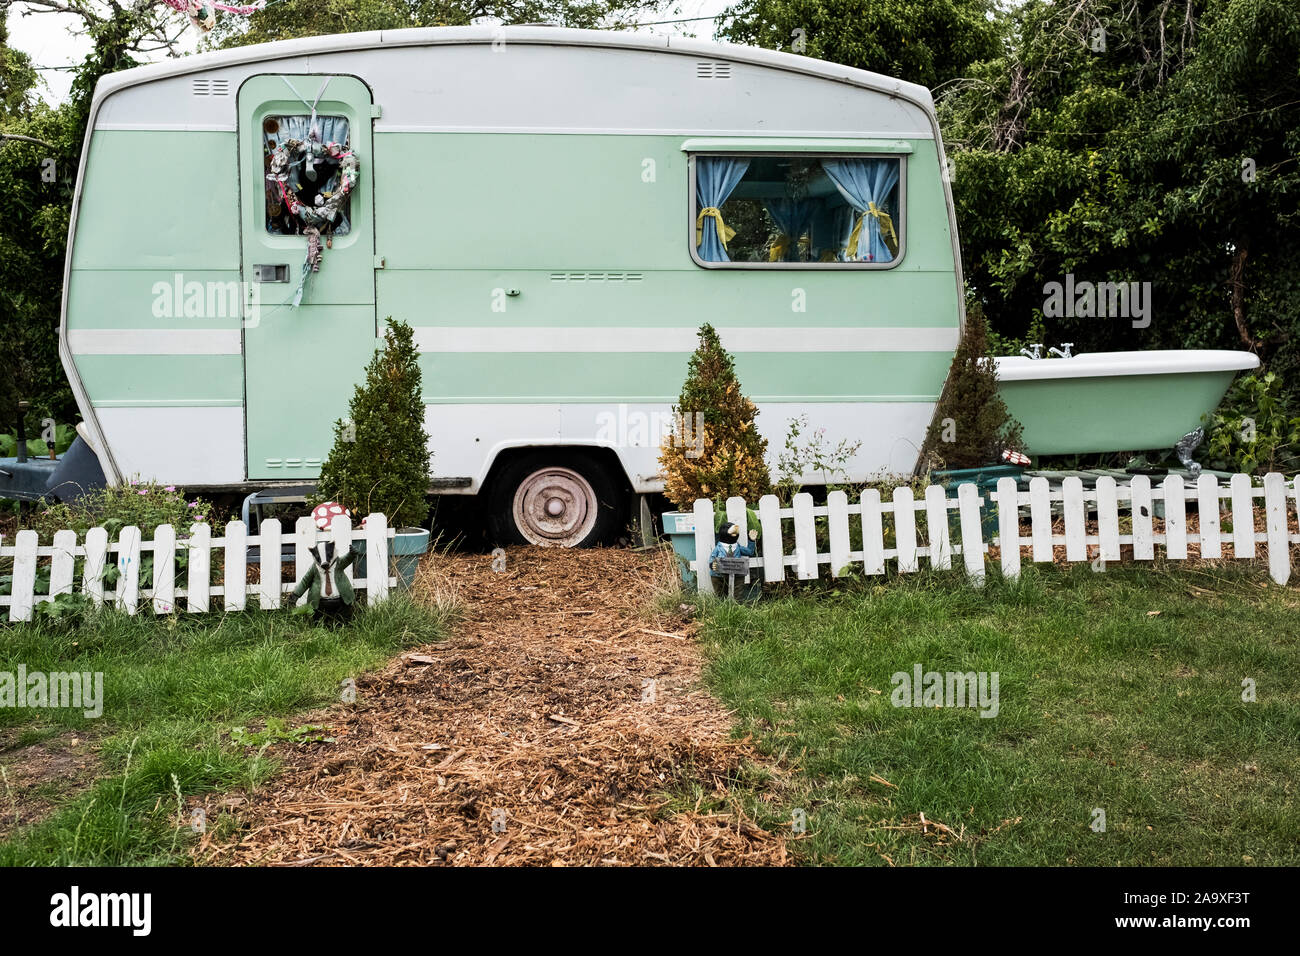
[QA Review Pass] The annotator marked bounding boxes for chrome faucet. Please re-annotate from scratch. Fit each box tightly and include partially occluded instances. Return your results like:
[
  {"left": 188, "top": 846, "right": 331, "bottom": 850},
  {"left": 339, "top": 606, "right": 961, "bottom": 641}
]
[
  {"left": 1048, "top": 343, "right": 1074, "bottom": 359},
  {"left": 1019, "top": 344, "right": 1044, "bottom": 359}
]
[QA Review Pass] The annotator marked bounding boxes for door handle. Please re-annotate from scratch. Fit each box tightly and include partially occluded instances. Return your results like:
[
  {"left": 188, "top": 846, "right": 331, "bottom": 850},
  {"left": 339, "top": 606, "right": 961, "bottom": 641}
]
[{"left": 253, "top": 264, "right": 290, "bottom": 282}]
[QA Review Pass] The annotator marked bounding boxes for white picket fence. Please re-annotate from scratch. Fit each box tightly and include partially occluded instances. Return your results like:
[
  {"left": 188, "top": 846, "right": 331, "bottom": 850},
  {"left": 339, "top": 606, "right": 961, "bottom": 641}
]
[
  {"left": 691, "top": 472, "right": 1299, "bottom": 591},
  {"left": 0, "top": 514, "right": 395, "bottom": 622}
]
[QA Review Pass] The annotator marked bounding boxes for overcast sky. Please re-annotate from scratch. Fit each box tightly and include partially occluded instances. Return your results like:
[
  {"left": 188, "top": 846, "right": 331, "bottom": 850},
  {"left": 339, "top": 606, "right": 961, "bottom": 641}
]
[{"left": 6, "top": 0, "right": 732, "bottom": 105}]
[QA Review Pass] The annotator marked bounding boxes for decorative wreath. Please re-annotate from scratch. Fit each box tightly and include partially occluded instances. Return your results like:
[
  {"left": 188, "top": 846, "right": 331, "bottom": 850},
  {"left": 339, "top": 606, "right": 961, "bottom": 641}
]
[{"left": 266, "top": 138, "right": 359, "bottom": 230}]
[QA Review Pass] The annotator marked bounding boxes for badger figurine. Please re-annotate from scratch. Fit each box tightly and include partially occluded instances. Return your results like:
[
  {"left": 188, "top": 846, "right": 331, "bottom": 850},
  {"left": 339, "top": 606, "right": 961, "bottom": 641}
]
[{"left": 291, "top": 540, "right": 358, "bottom": 624}]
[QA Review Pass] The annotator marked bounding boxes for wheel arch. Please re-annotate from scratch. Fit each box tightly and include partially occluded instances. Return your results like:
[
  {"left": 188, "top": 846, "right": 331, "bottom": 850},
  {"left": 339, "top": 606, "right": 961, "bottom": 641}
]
[{"left": 480, "top": 442, "right": 634, "bottom": 499}]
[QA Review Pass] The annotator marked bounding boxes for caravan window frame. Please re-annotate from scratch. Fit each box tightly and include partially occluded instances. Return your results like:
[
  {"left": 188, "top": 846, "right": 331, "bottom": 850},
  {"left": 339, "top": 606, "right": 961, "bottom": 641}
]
[{"left": 686, "top": 151, "right": 908, "bottom": 270}]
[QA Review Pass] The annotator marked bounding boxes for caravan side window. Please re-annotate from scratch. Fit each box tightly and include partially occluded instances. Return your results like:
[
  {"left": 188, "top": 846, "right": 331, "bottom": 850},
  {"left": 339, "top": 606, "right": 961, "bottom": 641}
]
[
  {"left": 263, "top": 114, "right": 353, "bottom": 236},
  {"left": 691, "top": 154, "right": 902, "bottom": 267}
]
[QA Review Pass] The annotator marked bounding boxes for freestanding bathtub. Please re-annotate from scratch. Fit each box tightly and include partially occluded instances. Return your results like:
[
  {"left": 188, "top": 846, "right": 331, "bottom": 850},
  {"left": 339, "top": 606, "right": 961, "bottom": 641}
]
[{"left": 995, "top": 350, "right": 1260, "bottom": 456}]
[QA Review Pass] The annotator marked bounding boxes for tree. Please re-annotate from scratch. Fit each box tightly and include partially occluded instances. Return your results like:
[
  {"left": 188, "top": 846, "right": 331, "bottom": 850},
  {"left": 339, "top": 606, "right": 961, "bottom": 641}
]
[
  {"left": 208, "top": 0, "right": 666, "bottom": 48},
  {"left": 939, "top": 0, "right": 1300, "bottom": 398},
  {"left": 921, "top": 303, "right": 1023, "bottom": 469},
  {"left": 660, "top": 324, "right": 772, "bottom": 510},
  {"left": 719, "top": 0, "right": 1001, "bottom": 89},
  {"left": 315, "top": 318, "right": 433, "bottom": 528}
]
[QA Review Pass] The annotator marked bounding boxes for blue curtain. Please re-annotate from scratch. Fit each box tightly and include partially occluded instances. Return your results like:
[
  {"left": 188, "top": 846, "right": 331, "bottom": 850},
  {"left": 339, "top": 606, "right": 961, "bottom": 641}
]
[
  {"left": 763, "top": 198, "right": 816, "bottom": 261},
  {"left": 696, "top": 157, "right": 750, "bottom": 262},
  {"left": 265, "top": 115, "right": 352, "bottom": 235},
  {"left": 809, "top": 199, "right": 855, "bottom": 262},
  {"left": 822, "top": 159, "right": 900, "bottom": 262}
]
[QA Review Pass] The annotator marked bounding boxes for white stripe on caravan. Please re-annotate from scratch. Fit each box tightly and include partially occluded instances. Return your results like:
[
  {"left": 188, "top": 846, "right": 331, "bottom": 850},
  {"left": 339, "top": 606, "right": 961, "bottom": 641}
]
[
  {"left": 68, "top": 329, "right": 241, "bottom": 355},
  {"left": 412, "top": 326, "right": 959, "bottom": 353}
]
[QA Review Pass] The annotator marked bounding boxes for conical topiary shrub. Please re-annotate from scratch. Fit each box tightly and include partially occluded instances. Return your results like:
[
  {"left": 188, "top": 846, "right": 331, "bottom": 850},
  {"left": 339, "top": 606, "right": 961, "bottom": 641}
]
[
  {"left": 922, "top": 304, "right": 1025, "bottom": 470},
  {"left": 660, "top": 323, "right": 772, "bottom": 510},
  {"left": 314, "top": 317, "right": 432, "bottom": 528}
]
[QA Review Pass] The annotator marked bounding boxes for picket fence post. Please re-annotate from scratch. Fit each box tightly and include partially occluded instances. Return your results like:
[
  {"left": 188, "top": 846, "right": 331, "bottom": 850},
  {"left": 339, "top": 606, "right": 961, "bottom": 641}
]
[
  {"left": 153, "top": 523, "right": 176, "bottom": 614},
  {"left": 827, "top": 490, "right": 850, "bottom": 577},
  {"left": 9, "top": 530, "right": 38, "bottom": 623},
  {"left": 116, "top": 525, "right": 141, "bottom": 615},
  {"left": 693, "top": 498, "right": 715, "bottom": 594},
  {"left": 187, "top": 522, "right": 211, "bottom": 613},
  {"left": 83, "top": 526, "right": 108, "bottom": 607},
  {"left": 259, "top": 517, "right": 282, "bottom": 610},
  {"left": 365, "top": 513, "right": 389, "bottom": 604},
  {"left": 1029, "top": 476, "right": 1052, "bottom": 562},
  {"left": 893, "top": 486, "right": 917, "bottom": 573},
  {"left": 758, "top": 494, "right": 784, "bottom": 583},
  {"left": 1263, "top": 472, "right": 1290, "bottom": 585},
  {"left": 50, "top": 529, "right": 77, "bottom": 600},
  {"left": 1197, "top": 475, "right": 1222, "bottom": 559},
  {"left": 956, "top": 482, "right": 984, "bottom": 586},
  {"left": 224, "top": 519, "right": 247, "bottom": 612},
  {"left": 925, "top": 484, "right": 951, "bottom": 570},
  {"left": 860, "top": 487, "right": 886, "bottom": 576},
  {"left": 996, "top": 477, "right": 1021, "bottom": 580},
  {"left": 792, "top": 493, "right": 817, "bottom": 580}
]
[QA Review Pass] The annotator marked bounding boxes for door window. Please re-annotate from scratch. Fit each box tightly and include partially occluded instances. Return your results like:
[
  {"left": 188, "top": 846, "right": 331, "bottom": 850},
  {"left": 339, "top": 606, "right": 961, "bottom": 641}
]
[{"left": 262, "top": 114, "right": 353, "bottom": 236}]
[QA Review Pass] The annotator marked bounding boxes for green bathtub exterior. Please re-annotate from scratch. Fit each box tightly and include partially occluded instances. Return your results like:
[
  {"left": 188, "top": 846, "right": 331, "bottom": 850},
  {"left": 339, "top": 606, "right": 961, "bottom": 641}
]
[{"left": 1001, "top": 370, "right": 1240, "bottom": 456}]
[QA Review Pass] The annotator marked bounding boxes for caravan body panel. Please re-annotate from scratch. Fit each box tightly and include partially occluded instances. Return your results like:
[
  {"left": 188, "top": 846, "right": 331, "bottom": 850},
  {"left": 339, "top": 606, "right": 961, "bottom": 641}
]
[{"left": 62, "top": 27, "right": 963, "bottom": 492}]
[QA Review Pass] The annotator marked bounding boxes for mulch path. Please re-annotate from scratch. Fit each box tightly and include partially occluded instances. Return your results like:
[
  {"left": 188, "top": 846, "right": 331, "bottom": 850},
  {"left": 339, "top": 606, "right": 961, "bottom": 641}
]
[{"left": 195, "top": 545, "right": 788, "bottom": 867}]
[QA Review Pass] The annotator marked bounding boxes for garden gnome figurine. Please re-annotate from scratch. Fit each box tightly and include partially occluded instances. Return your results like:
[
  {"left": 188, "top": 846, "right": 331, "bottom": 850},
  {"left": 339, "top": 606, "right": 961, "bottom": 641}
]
[
  {"left": 709, "top": 515, "right": 760, "bottom": 600},
  {"left": 292, "top": 540, "right": 358, "bottom": 623}
]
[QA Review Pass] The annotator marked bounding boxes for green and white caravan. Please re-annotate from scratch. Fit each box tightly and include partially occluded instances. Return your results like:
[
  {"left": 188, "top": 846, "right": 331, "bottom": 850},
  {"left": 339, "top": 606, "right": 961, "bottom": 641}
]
[{"left": 60, "top": 26, "right": 1256, "bottom": 545}]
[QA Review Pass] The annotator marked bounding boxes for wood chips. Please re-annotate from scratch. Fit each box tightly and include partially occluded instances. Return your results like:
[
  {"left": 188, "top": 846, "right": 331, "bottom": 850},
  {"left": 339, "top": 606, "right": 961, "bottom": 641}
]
[{"left": 196, "top": 545, "right": 787, "bottom": 867}]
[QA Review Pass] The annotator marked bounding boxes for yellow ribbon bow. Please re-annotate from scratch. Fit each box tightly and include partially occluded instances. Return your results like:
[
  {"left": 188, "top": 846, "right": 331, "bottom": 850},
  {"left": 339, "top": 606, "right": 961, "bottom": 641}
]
[
  {"left": 696, "top": 207, "right": 736, "bottom": 250},
  {"left": 769, "top": 233, "right": 812, "bottom": 261},
  {"left": 847, "top": 201, "right": 899, "bottom": 260}
]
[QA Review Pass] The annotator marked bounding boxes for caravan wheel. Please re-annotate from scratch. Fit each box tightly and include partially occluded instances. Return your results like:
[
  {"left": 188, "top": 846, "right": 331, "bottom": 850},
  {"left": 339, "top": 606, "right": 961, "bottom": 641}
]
[{"left": 488, "top": 453, "right": 623, "bottom": 548}]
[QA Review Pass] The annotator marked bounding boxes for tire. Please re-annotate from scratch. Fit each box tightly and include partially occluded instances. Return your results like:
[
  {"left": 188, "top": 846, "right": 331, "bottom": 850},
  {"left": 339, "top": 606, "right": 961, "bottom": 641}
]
[{"left": 486, "top": 452, "right": 625, "bottom": 548}]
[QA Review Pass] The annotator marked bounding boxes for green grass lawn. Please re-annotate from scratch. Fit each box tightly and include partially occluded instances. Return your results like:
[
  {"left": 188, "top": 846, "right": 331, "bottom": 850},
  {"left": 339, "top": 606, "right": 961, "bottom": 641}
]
[
  {"left": 0, "top": 597, "right": 451, "bottom": 865},
  {"left": 693, "top": 563, "right": 1300, "bottom": 866}
]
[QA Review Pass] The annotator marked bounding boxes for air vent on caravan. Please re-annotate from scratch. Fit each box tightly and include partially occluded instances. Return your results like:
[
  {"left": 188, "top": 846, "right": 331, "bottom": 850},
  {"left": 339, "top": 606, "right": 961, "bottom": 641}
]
[
  {"left": 695, "top": 61, "right": 732, "bottom": 79},
  {"left": 191, "top": 78, "right": 230, "bottom": 96},
  {"left": 550, "top": 272, "right": 644, "bottom": 283}
]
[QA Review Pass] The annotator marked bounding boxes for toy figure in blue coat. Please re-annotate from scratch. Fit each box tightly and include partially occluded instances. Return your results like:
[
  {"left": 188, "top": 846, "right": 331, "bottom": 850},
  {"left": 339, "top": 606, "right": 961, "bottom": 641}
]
[{"left": 709, "top": 520, "right": 758, "bottom": 578}]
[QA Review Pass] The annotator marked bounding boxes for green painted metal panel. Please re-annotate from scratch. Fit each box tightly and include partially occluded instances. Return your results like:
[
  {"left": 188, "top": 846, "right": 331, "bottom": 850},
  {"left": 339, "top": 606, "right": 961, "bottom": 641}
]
[
  {"left": 374, "top": 133, "right": 957, "bottom": 275},
  {"left": 66, "top": 270, "right": 244, "bottom": 330},
  {"left": 1001, "top": 372, "right": 1239, "bottom": 455},
  {"left": 71, "top": 131, "right": 239, "bottom": 270},
  {"left": 240, "top": 74, "right": 377, "bottom": 480},
  {"left": 417, "top": 351, "right": 953, "bottom": 403},
  {"left": 377, "top": 268, "right": 958, "bottom": 331},
  {"left": 77, "top": 355, "right": 244, "bottom": 405}
]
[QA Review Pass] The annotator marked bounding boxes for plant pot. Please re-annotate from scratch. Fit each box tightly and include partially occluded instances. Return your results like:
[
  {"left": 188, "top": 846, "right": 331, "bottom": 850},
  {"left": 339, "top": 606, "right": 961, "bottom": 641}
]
[
  {"left": 352, "top": 526, "right": 431, "bottom": 591},
  {"left": 392, "top": 526, "right": 431, "bottom": 588},
  {"left": 661, "top": 511, "right": 699, "bottom": 587}
]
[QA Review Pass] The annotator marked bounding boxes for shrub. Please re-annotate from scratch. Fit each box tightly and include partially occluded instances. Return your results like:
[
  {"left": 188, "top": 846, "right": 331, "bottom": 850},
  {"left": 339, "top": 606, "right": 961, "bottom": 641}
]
[
  {"left": 24, "top": 480, "right": 223, "bottom": 544},
  {"left": 660, "top": 324, "right": 772, "bottom": 510},
  {"left": 1205, "top": 371, "right": 1300, "bottom": 474},
  {"left": 314, "top": 317, "right": 432, "bottom": 528},
  {"left": 774, "top": 414, "right": 863, "bottom": 503},
  {"left": 921, "top": 304, "right": 1025, "bottom": 470}
]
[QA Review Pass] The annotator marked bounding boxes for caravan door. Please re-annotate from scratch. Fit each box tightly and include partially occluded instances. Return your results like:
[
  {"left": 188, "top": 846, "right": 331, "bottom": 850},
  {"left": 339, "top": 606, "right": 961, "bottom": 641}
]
[{"left": 238, "top": 74, "right": 376, "bottom": 480}]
